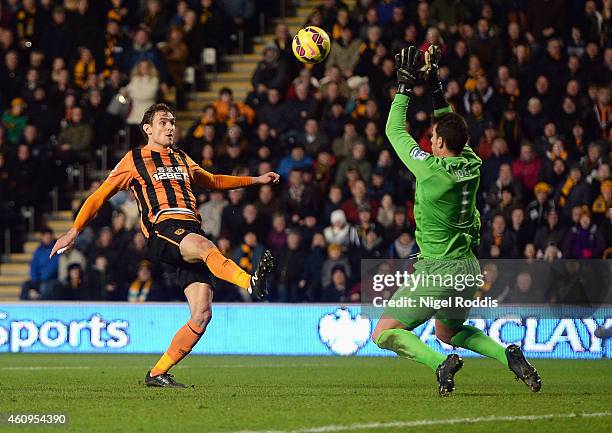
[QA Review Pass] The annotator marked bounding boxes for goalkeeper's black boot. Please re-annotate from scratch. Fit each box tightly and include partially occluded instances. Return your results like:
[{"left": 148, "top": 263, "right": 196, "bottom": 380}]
[
  {"left": 436, "top": 354, "right": 463, "bottom": 396},
  {"left": 506, "top": 344, "right": 541, "bottom": 392},
  {"left": 145, "top": 371, "right": 187, "bottom": 388},
  {"left": 249, "top": 249, "right": 273, "bottom": 300}
]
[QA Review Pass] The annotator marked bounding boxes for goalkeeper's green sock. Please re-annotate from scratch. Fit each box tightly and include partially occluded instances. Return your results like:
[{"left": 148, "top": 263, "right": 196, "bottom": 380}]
[
  {"left": 375, "top": 328, "right": 446, "bottom": 372},
  {"left": 450, "top": 325, "right": 508, "bottom": 367}
]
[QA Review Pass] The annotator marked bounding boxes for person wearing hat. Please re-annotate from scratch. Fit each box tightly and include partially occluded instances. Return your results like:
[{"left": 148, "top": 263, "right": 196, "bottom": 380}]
[
  {"left": 321, "top": 243, "right": 351, "bottom": 289},
  {"left": 526, "top": 182, "right": 555, "bottom": 227},
  {"left": 2, "top": 97, "right": 28, "bottom": 144},
  {"left": 323, "top": 208, "right": 360, "bottom": 248}
]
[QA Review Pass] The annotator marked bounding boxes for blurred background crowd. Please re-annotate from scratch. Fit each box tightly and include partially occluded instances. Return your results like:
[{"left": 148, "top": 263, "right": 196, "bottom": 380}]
[{"left": 0, "top": 0, "right": 610, "bottom": 304}]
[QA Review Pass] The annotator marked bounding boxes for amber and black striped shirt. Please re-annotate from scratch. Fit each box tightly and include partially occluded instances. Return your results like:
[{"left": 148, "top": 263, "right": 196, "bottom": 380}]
[{"left": 74, "top": 144, "right": 255, "bottom": 238}]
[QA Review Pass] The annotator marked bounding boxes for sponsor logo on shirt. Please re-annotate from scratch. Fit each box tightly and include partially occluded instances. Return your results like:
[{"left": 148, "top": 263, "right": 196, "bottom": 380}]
[
  {"left": 411, "top": 148, "right": 430, "bottom": 160},
  {"left": 153, "top": 166, "right": 188, "bottom": 181}
]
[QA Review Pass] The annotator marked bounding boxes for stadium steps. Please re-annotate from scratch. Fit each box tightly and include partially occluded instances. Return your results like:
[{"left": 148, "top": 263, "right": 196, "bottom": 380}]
[
  {"left": 177, "top": 0, "right": 356, "bottom": 126},
  {"left": 0, "top": 211, "right": 75, "bottom": 300}
]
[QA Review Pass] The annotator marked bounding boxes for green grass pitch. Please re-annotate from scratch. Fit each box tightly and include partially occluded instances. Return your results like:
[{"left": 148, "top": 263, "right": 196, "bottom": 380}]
[{"left": 1, "top": 354, "right": 611, "bottom": 433}]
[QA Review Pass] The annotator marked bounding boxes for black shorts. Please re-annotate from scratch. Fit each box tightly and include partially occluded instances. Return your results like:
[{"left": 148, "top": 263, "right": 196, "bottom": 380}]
[{"left": 147, "top": 219, "right": 215, "bottom": 290}]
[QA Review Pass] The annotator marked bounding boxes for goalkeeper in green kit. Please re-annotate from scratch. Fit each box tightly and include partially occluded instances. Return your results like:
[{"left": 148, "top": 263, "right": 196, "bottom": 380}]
[{"left": 371, "top": 46, "right": 541, "bottom": 396}]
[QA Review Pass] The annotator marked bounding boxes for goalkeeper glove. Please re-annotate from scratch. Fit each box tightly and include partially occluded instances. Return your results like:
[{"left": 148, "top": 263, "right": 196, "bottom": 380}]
[
  {"left": 422, "top": 45, "right": 448, "bottom": 112},
  {"left": 422, "top": 44, "right": 443, "bottom": 93},
  {"left": 395, "top": 46, "right": 422, "bottom": 96}
]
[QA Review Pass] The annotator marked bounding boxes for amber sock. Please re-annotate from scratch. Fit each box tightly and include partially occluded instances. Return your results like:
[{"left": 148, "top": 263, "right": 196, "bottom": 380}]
[
  {"left": 151, "top": 319, "right": 204, "bottom": 376},
  {"left": 202, "top": 247, "right": 251, "bottom": 289}
]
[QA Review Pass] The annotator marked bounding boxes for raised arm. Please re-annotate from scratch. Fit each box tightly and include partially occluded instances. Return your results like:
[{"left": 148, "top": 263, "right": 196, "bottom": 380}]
[
  {"left": 184, "top": 153, "right": 280, "bottom": 190},
  {"left": 50, "top": 153, "right": 133, "bottom": 258},
  {"left": 424, "top": 45, "right": 479, "bottom": 163},
  {"left": 386, "top": 47, "right": 437, "bottom": 180}
]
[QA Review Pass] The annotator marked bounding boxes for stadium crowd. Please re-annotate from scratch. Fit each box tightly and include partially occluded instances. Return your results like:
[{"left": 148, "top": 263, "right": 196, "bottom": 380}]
[{"left": 1, "top": 0, "right": 610, "bottom": 304}]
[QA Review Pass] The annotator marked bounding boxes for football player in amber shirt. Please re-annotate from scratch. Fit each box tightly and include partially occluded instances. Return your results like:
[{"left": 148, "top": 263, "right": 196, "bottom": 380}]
[{"left": 50, "top": 103, "right": 279, "bottom": 387}]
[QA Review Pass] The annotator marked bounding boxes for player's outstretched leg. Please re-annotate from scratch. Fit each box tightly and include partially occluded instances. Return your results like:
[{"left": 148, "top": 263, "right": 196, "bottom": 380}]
[
  {"left": 505, "top": 344, "right": 542, "bottom": 392},
  {"left": 146, "top": 282, "right": 212, "bottom": 387},
  {"left": 180, "top": 233, "right": 272, "bottom": 298}
]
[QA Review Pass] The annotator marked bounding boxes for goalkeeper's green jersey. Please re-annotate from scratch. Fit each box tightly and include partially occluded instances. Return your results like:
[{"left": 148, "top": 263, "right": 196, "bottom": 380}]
[{"left": 385, "top": 94, "right": 481, "bottom": 259}]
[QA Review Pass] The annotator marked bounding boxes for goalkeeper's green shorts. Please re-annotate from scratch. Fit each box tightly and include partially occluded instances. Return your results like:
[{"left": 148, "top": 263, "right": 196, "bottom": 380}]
[{"left": 383, "top": 255, "right": 481, "bottom": 330}]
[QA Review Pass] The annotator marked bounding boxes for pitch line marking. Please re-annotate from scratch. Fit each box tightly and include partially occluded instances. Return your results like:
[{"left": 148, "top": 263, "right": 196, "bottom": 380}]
[
  {"left": 0, "top": 363, "right": 333, "bottom": 371},
  {"left": 229, "top": 412, "right": 612, "bottom": 433}
]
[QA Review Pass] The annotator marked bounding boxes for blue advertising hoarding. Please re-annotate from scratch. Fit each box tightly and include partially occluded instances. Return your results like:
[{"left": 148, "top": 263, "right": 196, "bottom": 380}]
[{"left": 0, "top": 303, "right": 610, "bottom": 358}]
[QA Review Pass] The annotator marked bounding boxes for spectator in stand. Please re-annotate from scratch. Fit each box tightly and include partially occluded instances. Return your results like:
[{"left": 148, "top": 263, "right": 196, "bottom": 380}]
[
  {"left": 557, "top": 166, "right": 592, "bottom": 219},
  {"left": 20, "top": 227, "right": 59, "bottom": 300},
  {"left": 6, "top": 143, "right": 42, "bottom": 208},
  {"left": 534, "top": 209, "right": 566, "bottom": 257},
  {"left": 562, "top": 206, "right": 606, "bottom": 259},
  {"left": 123, "top": 59, "right": 160, "bottom": 146},
  {"left": 57, "top": 246, "right": 86, "bottom": 285},
  {"left": 127, "top": 260, "right": 162, "bottom": 302},
  {"left": 388, "top": 231, "right": 418, "bottom": 259},
  {"left": 56, "top": 263, "right": 86, "bottom": 300},
  {"left": 198, "top": 0, "right": 231, "bottom": 53},
  {"left": 526, "top": 182, "right": 555, "bottom": 228},
  {"left": 274, "top": 230, "right": 306, "bottom": 301},
  {"left": 324, "top": 208, "right": 360, "bottom": 249},
  {"left": 2, "top": 97, "right": 27, "bottom": 144},
  {"left": 508, "top": 207, "right": 533, "bottom": 255},
  {"left": 41, "top": 6, "right": 74, "bottom": 62},
  {"left": 158, "top": 26, "right": 188, "bottom": 110},
  {"left": 512, "top": 143, "right": 541, "bottom": 197},
  {"left": 277, "top": 145, "right": 313, "bottom": 178},
  {"left": 326, "top": 26, "right": 361, "bottom": 78},
  {"left": 321, "top": 242, "right": 351, "bottom": 289},
  {"left": 252, "top": 44, "right": 288, "bottom": 93},
  {"left": 57, "top": 106, "right": 93, "bottom": 161},
  {"left": 231, "top": 231, "right": 264, "bottom": 283},
  {"left": 592, "top": 180, "right": 612, "bottom": 225},
  {"left": 321, "top": 265, "right": 350, "bottom": 303},
  {"left": 86, "top": 254, "right": 119, "bottom": 301},
  {"left": 503, "top": 271, "right": 546, "bottom": 304},
  {"left": 479, "top": 214, "right": 518, "bottom": 259},
  {"left": 198, "top": 190, "right": 227, "bottom": 240},
  {"left": 124, "top": 26, "right": 164, "bottom": 75},
  {"left": 481, "top": 138, "right": 513, "bottom": 192},
  {"left": 282, "top": 168, "right": 318, "bottom": 222}
]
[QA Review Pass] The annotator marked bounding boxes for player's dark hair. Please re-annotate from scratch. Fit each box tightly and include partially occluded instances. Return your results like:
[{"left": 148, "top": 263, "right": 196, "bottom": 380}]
[
  {"left": 433, "top": 112, "right": 469, "bottom": 155},
  {"left": 140, "top": 103, "right": 174, "bottom": 138}
]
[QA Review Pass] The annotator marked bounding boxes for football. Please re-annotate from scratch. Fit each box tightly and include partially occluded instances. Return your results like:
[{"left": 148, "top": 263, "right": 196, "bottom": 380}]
[{"left": 292, "top": 26, "right": 331, "bottom": 64}]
